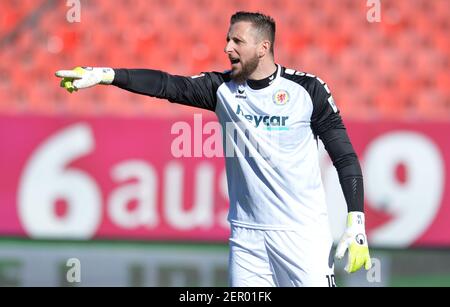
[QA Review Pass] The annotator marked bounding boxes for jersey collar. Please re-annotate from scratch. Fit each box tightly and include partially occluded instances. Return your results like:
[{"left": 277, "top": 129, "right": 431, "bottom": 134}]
[{"left": 246, "top": 64, "right": 282, "bottom": 90}]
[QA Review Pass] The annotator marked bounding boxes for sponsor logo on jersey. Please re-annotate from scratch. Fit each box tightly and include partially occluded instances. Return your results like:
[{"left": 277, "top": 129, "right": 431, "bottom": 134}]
[
  {"left": 273, "top": 89, "right": 290, "bottom": 106},
  {"left": 235, "top": 85, "right": 246, "bottom": 99},
  {"left": 236, "top": 104, "right": 289, "bottom": 130},
  {"left": 269, "top": 74, "right": 275, "bottom": 85}
]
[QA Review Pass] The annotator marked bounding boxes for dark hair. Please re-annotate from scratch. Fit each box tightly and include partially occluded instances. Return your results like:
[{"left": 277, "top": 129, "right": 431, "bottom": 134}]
[{"left": 230, "top": 11, "right": 276, "bottom": 55}]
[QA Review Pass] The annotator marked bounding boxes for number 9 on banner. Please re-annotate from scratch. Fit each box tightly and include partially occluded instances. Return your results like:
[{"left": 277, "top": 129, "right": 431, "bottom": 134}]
[{"left": 364, "top": 131, "right": 444, "bottom": 247}]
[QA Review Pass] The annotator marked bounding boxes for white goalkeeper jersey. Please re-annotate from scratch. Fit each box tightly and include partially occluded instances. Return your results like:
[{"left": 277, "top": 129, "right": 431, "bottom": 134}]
[
  {"left": 113, "top": 64, "right": 346, "bottom": 232},
  {"left": 214, "top": 65, "right": 337, "bottom": 231}
]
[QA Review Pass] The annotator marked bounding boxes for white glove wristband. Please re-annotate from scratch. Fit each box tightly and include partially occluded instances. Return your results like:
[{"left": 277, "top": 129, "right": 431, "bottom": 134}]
[
  {"left": 97, "top": 67, "right": 115, "bottom": 85},
  {"left": 335, "top": 211, "right": 372, "bottom": 273}
]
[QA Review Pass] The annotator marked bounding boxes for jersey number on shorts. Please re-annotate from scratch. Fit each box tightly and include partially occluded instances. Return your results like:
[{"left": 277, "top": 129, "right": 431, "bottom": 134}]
[{"left": 326, "top": 274, "right": 336, "bottom": 287}]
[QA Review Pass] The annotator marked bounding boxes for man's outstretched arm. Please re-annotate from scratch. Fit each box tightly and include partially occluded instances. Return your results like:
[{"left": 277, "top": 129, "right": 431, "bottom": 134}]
[{"left": 55, "top": 66, "right": 226, "bottom": 111}]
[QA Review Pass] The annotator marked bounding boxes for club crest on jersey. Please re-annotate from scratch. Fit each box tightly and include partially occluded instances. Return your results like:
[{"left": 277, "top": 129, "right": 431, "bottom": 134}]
[{"left": 273, "top": 89, "right": 289, "bottom": 106}]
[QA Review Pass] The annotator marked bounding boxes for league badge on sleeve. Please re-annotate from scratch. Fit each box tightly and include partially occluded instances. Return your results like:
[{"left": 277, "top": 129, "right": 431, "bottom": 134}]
[{"left": 328, "top": 95, "right": 338, "bottom": 113}]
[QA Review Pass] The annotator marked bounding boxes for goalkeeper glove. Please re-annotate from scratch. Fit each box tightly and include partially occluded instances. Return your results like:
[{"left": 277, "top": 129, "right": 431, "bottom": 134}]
[
  {"left": 335, "top": 211, "right": 372, "bottom": 273},
  {"left": 55, "top": 67, "right": 115, "bottom": 93}
]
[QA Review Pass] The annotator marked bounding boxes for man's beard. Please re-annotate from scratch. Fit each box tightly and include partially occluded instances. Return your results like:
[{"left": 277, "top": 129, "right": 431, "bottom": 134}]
[{"left": 231, "top": 55, "right": 259, "bottom": 83}]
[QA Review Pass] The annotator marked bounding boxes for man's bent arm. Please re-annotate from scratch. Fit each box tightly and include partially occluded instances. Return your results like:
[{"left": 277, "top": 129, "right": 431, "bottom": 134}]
[
  {"left": 288, "top": 74, "right": 364, "bottom": 213},
  {"left": 307, "top": 77, "right": 364, "bottom": 213},
  {"left": 318, "top": 123, "right": 364, "bottom": 213},
  {"left": 306, "top": 76, "right": 371, "bottom": 272}
]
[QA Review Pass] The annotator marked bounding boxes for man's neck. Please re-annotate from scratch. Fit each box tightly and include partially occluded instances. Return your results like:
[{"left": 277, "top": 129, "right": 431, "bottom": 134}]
[
  {"left": 248, "top": 59, "right": 277, "bottom": 81},
  {"left": 247, "top": 65, "right": 278, "bottom": 90}
]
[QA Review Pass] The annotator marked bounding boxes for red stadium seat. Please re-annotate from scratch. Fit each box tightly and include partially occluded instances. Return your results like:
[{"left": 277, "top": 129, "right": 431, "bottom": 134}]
[{"left": 0, "top": 0, "right": 447, "bottom": 119}]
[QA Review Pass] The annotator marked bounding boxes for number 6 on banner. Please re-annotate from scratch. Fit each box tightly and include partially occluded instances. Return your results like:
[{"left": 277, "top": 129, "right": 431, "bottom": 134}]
[{"left": 18, "top": 124, "right": 102, "bottom": 239}]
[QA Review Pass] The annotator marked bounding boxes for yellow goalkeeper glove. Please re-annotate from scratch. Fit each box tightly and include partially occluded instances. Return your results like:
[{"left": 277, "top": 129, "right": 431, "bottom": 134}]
[
  {"left": 335, "top": 211, "right": 372, "bottom": 273},
  {"left": 55, "top": 67, "right": 115, "bottom": 93}
]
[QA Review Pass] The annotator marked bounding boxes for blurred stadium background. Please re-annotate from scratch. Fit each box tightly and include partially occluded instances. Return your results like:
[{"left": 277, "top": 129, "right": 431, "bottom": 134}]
[{"left": 0, "top": 0, "right": 449, "bottom": 287}]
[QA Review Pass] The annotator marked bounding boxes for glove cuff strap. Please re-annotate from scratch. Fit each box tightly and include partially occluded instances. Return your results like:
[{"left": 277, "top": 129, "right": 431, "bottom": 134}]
[
  {"left": 99, "top": 68, "right": 115, "bottom": 85},
  {"left": 347, "top": 211, "right": 365, "bottom": 229}
]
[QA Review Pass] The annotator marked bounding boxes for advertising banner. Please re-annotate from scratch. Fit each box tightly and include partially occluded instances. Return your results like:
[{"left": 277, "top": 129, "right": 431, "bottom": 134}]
[{"left": 1, "top": 116, "right": 448, "bottom": 247}]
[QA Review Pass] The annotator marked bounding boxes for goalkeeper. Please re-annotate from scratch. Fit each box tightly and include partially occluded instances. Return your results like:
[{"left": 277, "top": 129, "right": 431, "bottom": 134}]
[{"left": 56, "top": 12, "right": 371, "bottom": 287}]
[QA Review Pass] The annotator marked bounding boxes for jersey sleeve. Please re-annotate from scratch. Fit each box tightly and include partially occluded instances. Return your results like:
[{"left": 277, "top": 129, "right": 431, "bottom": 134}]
[
  {"left": 112, "top": 69, "right": 226, "bottom": 111},
  {"left": 306, "top": 76, "right": 365, "bottom": 213}
]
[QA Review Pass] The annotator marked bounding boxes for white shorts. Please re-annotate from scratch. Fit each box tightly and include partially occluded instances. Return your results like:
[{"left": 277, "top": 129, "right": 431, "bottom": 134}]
[{"left": 228, "top": 225, "right": 335, "bottom": 287}]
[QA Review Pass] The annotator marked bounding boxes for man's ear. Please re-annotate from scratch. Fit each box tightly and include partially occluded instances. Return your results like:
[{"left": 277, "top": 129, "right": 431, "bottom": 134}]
[{"left": 258, "top": 40, "right": 271, "bottom": 57}]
